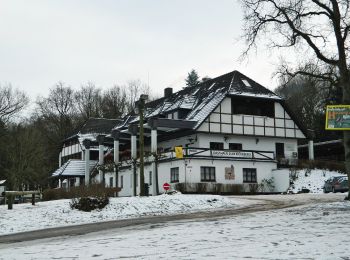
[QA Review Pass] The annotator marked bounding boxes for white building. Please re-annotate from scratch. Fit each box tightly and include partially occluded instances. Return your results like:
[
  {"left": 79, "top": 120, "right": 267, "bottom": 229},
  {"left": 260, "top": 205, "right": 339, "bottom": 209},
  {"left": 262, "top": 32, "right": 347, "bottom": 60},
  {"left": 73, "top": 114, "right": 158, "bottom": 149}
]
[{"left": 52, "top": 70, "right": 308, "bottom": 195}]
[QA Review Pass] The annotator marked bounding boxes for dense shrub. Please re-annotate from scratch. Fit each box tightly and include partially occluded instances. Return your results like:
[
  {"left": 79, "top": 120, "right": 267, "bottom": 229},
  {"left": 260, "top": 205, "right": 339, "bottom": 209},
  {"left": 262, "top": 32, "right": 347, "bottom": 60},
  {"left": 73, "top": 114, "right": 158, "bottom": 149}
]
[
  {"left": 174, "top": 183, "right": 186, "bottom": 193},
  {"left": 195, "top": 183, "right": 208, "bottom": 193},
  {"left": 258, "top": 178, "right": 275, "bottom": 192},
  {"left": 248, "top": 183, "right": 259, "bottom": 194},
  {"left": 42, "top": 184, "right": 120, "bottom": 201},
  {"left": 70, "top": 196, "right": 109, "bottom": 212},
  {"left": 174, "top": 182, "right": 243, "bottom": 195},
  {"left": 213, "top": 183, "right": 243, "bottom": 195},
  {"left": 42, "top": 188, "right": 69, "bottom": 201},
  {"left": 213, "top": 183, "right": 223, "bottom": 194}
]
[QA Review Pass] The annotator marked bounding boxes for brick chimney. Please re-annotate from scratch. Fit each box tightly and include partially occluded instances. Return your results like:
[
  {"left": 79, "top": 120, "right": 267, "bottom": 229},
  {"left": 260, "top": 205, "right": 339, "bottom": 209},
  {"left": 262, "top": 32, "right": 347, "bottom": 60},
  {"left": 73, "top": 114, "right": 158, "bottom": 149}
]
[{"left": 164, "top": 87, "right": 173, "bottom": 98}]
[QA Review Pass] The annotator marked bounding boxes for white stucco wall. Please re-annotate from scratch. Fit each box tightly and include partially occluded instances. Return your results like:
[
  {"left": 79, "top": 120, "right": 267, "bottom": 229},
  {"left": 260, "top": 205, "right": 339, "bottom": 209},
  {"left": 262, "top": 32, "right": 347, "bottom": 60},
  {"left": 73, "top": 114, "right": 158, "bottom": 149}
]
[
  {"left": 115, "top": 157, "right": 289, "bottom": 196},
  {"left": 272, "top": 169, "right": 290, "bottom": 192}
]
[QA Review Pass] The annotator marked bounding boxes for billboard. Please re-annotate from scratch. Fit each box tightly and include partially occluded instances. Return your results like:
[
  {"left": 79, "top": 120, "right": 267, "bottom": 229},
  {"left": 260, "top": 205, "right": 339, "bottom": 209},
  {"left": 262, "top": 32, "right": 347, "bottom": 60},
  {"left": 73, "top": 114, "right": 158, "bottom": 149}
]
[{"left": 325, "top": 105, "right": 350, "bottom": 130}]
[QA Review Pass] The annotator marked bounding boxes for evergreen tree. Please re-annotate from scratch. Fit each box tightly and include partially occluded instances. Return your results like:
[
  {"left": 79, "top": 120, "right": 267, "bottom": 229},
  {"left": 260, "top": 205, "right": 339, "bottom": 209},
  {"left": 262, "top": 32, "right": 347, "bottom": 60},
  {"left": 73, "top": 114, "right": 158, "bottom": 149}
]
[{"left": 185, "top": 69, "right": 200, "bottom": 88}]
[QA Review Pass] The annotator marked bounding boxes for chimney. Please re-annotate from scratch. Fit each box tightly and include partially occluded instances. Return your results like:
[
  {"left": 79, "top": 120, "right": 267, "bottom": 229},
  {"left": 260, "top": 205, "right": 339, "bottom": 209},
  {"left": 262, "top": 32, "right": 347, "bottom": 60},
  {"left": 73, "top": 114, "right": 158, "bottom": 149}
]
[{"left": 164, "top": 87, "right": 173, "bottom": 98}]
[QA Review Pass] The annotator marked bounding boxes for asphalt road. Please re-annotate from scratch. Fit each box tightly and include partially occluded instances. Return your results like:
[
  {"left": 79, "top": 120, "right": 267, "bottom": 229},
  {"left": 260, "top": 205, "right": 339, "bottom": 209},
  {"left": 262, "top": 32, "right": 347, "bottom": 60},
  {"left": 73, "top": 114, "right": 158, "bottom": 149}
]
[{"left": 0, "top": 194, "right": 343, "bottom": 245}]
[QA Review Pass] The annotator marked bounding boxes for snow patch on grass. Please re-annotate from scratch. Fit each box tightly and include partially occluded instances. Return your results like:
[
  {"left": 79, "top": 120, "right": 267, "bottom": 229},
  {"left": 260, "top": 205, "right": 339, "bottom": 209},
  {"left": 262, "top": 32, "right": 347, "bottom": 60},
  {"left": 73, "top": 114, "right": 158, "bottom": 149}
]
[
  {"left": 281, "top": 168, "right": 346, "bottom": 194},
  {"left": 0, "top": 194, "right": 243, "bottom": 235}
]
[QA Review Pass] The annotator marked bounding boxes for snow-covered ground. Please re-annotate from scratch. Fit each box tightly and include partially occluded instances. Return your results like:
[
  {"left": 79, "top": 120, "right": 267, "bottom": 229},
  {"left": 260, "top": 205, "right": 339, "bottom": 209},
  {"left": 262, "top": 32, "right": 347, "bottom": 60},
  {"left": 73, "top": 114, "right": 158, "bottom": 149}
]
[
  {"left": 1, "top": 199, "right": 349, "bottom": 259},
  {"left": 0, "top": 194, "right": 250, "bottom": 235},
  {"left": 280, "top": 168, "right": 346, "bottom": 194},
  {"left": 1, "top": 168, "right": 348, "bottom": 236}
]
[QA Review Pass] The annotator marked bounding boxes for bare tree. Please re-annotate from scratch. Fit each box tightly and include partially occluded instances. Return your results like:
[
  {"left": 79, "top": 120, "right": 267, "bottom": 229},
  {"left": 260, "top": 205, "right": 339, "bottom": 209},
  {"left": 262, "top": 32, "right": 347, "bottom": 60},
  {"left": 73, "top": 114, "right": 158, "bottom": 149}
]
[
  {"left": 36, "top": 82, "right": 78, "bottom": 143},
  {"left": 126, "top": 80, "right": 150, "bottom": 113},
  {"left": 4, "top": 122, "right": 49, "bottom": 190},
  {"left": 0, "top": 84, "right": 29, "bottom": 122},
  {"left": 240, "top": 0, "right": 350, "bottom": 199},
  {"left": 75, "top": 82, "right": 103, "bottom": 120},
  {"left": 101, "top": 85, "right": 128, "bottom": 118}
]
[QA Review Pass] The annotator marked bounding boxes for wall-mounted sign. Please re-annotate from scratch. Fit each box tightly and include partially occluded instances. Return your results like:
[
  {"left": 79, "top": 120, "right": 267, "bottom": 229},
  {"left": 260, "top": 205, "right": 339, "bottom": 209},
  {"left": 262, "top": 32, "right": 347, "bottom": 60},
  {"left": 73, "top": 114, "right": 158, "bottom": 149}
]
[
  {"left": 211, "top": 150, "right": 253, "bottom": 158},
  {"left": 225, "top": 165, "right": 235, "bottom": 180},
  {"left": 326, "top": 105, "right": 350, "bottom": 130},
  {"left": 187, "top": 149, "right": 253, "bottom": 158},
  {"left": 175, "top": 146, "right": 183, "bottom": 158}
]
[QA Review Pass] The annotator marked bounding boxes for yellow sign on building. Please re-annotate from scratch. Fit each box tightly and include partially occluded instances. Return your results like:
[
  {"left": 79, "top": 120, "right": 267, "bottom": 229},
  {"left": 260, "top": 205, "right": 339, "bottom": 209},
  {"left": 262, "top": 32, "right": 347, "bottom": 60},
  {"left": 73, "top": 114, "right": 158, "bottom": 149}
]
[{"left": 175, "top": 146, "right": 183, "bottom": 158}]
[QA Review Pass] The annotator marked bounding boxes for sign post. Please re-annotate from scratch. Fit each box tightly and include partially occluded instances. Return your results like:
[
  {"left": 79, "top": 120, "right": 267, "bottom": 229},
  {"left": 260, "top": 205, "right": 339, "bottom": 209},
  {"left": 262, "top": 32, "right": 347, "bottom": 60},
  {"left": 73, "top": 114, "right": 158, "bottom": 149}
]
[
  {"left": 326, "top": 105, "right": 350, "bottom": 130},
  {"left": 163, "top": 182, "right": 170, "bottom": 193}
]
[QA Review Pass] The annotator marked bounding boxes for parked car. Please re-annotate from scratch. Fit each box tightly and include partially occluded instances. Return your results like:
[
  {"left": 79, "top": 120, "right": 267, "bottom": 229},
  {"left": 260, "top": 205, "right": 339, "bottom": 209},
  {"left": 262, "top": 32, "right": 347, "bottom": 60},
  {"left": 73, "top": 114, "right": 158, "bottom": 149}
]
[
  {"left": 333, "top": 177, "right": 349, "bottom": 193},
  {"left": 324, "top": 176, "right": 348, "bottom": 193}
]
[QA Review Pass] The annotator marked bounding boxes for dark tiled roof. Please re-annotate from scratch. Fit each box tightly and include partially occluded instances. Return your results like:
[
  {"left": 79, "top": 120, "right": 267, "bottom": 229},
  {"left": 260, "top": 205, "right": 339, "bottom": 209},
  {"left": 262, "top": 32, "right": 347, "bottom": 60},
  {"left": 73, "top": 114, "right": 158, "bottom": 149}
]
[
  {"left": 120, "top": 70, "right": 281, "bottom": 129},
  {"left": 80, "top": 118, "right": 121, "bottom": 134}
]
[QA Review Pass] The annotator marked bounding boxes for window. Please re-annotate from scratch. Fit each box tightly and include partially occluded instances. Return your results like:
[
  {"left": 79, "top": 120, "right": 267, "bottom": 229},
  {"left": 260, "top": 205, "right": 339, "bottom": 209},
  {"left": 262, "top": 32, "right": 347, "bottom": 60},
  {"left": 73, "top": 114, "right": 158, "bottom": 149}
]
[
  {"left": 170, "top": 167, "right": 179, "bottom": 183},
  {"left": 109, "top": 177, "right": 113, "bottom": 187},
  {"left": 229, "top": 143, "right": 242, "bottom": 150},
  {"left": 210, "top": 142, "right": 224, "bottom": 150},
  {"left": 201, "top": 167, "right": 216, "bottom": 182},
  {"left": 243, "top": 168, "right": 257, "bottom": 183},
  {"left": 149, "top": 171, "right": 152, "bottom": 185},
  {"left": 120, "top": 175, "right": 123, "bottom": 188},
  {"left": 232, "top": 97, "right": 274, "bottom": 117}
]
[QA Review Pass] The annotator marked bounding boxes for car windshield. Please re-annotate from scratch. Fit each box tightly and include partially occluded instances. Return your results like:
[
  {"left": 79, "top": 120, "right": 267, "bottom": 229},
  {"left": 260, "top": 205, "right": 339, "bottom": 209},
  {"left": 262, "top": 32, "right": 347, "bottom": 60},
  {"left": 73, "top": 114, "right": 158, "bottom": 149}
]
[{"left": 328, "top": 176, "right": 346, "bottom": 182}]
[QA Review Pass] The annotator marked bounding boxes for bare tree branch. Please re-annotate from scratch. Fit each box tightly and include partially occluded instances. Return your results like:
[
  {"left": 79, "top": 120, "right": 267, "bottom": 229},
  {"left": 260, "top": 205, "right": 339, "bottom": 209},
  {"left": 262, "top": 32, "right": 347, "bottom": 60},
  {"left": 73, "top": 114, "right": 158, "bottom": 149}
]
[{"left": 0, "top": 84, "right": 29, "bottom": 122}]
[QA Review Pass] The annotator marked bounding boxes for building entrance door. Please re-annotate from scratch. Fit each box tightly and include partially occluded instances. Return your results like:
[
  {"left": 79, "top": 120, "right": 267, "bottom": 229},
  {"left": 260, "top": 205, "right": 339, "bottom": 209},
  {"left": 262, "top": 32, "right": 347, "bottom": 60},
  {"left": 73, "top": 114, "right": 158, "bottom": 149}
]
[{"left": 275, "top": 143, "right": 285, "bottom": 159}]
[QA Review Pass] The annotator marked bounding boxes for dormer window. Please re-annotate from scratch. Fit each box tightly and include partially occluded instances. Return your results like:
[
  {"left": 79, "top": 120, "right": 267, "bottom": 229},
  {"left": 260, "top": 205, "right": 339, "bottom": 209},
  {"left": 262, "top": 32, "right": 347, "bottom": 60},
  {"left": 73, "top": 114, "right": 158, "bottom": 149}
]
[
  {"left": 242, "top": 79, "right": 251, "bottom": 88},
  {"left": 166, "top": 109, "right": 190, "bottom": 120},
  {"left": 231, "top": 96, "right": 274, "bottom": 117}
]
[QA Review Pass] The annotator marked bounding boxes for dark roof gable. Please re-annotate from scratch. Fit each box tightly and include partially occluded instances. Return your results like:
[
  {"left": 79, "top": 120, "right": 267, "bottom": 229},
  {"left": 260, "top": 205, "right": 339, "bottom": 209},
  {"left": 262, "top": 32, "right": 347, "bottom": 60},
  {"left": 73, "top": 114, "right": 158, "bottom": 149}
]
[{"left": 136, "top": 70, "right": 280, "bottom": 129}]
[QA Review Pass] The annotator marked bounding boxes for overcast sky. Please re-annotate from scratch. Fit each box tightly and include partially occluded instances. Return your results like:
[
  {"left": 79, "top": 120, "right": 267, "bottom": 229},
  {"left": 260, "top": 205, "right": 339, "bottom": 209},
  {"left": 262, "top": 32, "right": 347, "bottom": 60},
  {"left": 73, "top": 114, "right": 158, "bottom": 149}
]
[{"left": 0, "top": 0, "right": 280, "bottom": 101}]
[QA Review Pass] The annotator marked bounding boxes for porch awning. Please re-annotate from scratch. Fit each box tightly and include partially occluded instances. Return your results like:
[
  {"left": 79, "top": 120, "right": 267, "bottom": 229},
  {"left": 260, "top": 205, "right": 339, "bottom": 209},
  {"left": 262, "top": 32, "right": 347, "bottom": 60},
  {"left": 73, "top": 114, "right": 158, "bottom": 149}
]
[{"left": 51, "top": 159, "right": 98, "bottom": 178}]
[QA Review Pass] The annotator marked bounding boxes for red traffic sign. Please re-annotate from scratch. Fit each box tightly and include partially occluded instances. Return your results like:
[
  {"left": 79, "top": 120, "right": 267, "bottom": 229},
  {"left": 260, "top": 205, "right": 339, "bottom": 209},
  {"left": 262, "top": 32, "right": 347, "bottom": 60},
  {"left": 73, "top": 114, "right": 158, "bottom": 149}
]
[{"left": 163, "top": 182, "right": 171, "bottom": 191}]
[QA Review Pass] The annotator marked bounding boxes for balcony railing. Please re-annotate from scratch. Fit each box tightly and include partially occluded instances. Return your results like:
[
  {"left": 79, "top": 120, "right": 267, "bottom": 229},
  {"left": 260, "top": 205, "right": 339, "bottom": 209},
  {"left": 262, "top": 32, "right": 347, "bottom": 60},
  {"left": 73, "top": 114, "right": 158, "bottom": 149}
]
[
  {"left": 117, "top": 147, "right": 276, "bottom": 169},
  {"left": 160, "top": 147, "right": 275, "bottom": 161}
]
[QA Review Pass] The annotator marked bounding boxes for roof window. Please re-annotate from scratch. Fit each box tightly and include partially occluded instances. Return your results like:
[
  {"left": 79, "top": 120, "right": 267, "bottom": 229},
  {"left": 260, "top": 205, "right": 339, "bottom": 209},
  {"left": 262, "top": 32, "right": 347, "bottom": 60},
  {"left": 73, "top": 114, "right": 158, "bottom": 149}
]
[{"left": 242, "top": 79, "right": 252, "bottom": 88}]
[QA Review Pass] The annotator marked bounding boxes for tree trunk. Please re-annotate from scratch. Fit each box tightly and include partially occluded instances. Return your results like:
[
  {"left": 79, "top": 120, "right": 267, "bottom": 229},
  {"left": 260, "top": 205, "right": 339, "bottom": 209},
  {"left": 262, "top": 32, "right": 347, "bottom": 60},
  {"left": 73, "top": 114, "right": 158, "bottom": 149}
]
[
  {"left": 341, "top": 76, "right": 350, "bottom": 200},
  {"left": 343, "top": 131, "right": 350, "bottom": 199}
]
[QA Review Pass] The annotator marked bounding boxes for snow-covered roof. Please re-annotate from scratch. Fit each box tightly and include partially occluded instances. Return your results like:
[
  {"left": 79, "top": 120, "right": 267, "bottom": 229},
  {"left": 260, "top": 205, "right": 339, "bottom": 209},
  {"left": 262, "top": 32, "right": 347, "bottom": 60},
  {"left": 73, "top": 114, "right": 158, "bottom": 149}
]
[
  {"left": 115, "top": 70, "right": 281, "bottom": 130},
  {"left": 51, "top": 159, "right": 98, "bottom": 177},
  {"left": 66, "top": 118, "right": 121, "bottom": 142},
  {"left": 66, "top": 71, "right": 284, "bottom": 138}
]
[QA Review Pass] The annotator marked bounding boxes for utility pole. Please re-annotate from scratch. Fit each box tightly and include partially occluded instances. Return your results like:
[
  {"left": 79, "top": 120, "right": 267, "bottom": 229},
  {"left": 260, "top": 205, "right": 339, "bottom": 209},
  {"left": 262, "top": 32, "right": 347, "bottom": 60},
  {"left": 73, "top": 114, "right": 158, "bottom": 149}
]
[
  {"left": 138, "top": 94, "right": 148, "bottom": 196},
  {"left": 129, "top": 124, "right": 138, "bottom": 197}
]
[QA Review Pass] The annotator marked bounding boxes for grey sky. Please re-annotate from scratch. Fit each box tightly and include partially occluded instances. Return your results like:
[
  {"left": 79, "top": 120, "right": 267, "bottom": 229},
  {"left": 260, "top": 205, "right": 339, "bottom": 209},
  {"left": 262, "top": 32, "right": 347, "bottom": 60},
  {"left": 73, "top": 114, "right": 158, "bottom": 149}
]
[{"left": 0, "top": 0, "right": 279, "bottom": 101}]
